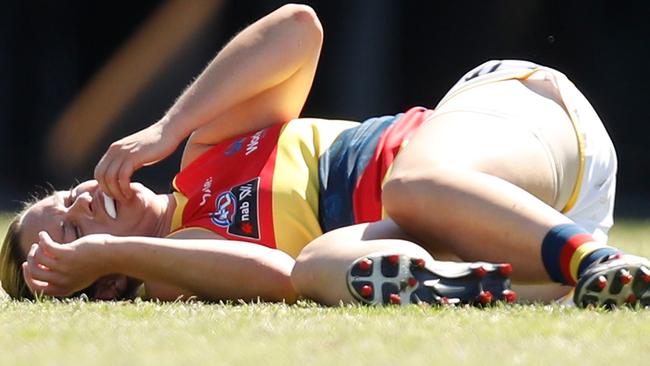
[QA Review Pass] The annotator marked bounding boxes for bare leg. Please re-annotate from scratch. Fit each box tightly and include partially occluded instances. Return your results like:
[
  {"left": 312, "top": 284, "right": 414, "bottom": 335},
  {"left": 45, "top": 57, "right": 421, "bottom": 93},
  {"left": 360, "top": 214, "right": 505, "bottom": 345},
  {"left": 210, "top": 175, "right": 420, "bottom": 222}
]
[
  {"left": 292, "top": 220, "right": 433, "bottom": 305},
  {"left": 292, "top": 220, "right": 570, "bottom": 305},
  {"left": 383, "top": 79, "right": 580, "bottom": 283},
  {"left": 384, "top": 163, "right": 568, "bottom": 282}
]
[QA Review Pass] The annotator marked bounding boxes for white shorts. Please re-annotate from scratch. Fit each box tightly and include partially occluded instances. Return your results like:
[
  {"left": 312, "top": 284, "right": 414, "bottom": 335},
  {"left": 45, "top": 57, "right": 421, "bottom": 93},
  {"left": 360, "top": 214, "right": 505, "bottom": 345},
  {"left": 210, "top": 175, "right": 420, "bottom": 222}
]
[{"left": 438, "top": 60, "right": 617, "bottom": 242}]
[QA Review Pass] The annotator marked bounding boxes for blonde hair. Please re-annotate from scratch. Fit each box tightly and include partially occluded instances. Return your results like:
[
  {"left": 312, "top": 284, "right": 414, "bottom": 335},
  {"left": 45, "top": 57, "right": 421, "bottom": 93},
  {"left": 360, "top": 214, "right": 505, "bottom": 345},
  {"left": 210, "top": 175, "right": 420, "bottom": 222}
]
[
  {"left": 0, "top": 213, "right": 33, "bottom": 299},
  {"left": 1, "top": 188, "right": 55, "bottom": 299}
]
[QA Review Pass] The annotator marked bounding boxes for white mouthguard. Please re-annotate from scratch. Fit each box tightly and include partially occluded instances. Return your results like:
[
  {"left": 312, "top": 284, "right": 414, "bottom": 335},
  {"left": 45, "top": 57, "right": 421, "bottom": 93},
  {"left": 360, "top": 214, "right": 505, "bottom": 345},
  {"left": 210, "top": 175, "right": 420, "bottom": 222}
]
[{"left": 103, "top": 193, "right": 117, "bottom": 219}]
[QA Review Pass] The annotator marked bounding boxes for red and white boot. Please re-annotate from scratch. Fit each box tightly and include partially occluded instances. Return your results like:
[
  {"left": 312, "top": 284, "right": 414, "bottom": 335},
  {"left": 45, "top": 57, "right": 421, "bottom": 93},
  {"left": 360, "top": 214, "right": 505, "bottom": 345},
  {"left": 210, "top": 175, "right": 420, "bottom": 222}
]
[{"left": 347, "top": 253, "right": 516, "bottom": 306}]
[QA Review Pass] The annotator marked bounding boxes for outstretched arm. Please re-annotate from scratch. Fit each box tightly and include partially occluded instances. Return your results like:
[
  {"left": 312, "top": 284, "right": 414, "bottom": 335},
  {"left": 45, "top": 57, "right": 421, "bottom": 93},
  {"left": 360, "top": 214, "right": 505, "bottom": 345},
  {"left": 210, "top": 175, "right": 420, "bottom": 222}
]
[
  {"left": 22, "top": 231, "right": 297, "bottom": 303},
  {"left": 95, "top": 4, "right": 323, "bottom": 201}
]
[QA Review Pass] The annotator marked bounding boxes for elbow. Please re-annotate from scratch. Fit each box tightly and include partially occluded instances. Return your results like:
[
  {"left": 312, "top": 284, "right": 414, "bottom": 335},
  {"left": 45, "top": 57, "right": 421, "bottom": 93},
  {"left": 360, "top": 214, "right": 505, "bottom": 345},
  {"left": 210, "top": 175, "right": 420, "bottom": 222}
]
[
  {"left": 281, "top": 3, "right": 320, "bottom": 24},
  {"left": 255, "top": 265, "right": 297, "bottom": 304},
  {"left": 271, "top": 272, "right": 298, "bottom": 304},
  {"left": 271, "top": 256, "right": 299, "bottom": 304},
  {"left": 281, "top": 4, "right": 323, "bottom": 46},
  {"left": 256, "top": 251, "right": 298, "bottom": 304}
]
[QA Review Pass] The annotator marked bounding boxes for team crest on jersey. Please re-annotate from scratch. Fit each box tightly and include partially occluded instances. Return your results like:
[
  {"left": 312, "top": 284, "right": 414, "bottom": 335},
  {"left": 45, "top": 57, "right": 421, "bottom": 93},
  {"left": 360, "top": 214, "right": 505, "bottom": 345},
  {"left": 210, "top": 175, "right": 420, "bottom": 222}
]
[
  {"left": 209, "top": 178, "right": 260, "bottom": 240},
  {"left": 210, "top": 191, "right": 236, "bottom": 227}
]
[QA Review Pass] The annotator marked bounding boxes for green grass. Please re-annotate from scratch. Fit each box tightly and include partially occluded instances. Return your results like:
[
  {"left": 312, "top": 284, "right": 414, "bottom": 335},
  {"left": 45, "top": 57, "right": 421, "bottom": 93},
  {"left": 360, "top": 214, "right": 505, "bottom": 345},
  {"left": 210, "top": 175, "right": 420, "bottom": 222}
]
[
  {"left": 0, "top": 212, "right": 14, "bottom": 241},
  {"left": 1, "top": 216, "right": 649, "bottom": 365}
]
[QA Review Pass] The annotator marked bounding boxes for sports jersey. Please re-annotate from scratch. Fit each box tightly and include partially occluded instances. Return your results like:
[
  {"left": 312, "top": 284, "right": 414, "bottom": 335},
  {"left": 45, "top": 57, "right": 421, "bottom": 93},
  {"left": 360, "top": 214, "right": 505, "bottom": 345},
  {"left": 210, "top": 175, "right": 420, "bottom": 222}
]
[{"left": 170, "top": 107, "right": 432, "bottom": 258}]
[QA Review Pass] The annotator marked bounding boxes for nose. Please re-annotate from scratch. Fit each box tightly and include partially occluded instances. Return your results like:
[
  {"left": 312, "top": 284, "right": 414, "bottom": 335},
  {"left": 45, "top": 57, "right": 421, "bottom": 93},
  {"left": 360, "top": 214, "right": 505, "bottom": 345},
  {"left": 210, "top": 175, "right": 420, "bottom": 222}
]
[{"left": 67, "top": 191, "right": 94, "bottom": 218}]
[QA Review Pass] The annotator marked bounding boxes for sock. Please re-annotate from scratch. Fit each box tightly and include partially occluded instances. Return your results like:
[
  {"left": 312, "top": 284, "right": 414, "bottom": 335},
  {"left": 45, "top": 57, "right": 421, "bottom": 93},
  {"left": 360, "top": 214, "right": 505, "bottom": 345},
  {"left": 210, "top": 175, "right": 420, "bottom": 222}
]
[{"left": 541, "top": 224, "right": 620, "bottom": 285}]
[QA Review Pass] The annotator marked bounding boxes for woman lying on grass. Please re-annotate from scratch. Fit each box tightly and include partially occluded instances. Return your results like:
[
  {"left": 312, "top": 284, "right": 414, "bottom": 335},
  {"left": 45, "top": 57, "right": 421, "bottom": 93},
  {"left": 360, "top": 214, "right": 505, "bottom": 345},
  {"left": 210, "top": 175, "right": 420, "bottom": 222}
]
[{"left": 2, "top": 4, "right": 649, "bottom": 307}]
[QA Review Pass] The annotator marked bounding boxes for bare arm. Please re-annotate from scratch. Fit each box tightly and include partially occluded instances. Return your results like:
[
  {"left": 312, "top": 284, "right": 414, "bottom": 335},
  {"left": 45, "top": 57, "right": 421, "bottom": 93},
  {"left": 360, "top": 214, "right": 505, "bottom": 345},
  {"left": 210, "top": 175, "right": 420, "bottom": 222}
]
[
  {"left": 110, "top": 236, "right": 297, "bottom": 302},
  {"left": 171, "top": 3, "right": 324, "bottom": 150},
  {"left": 95, "top": 4, "right": 323, "bottom": 201},
  {"left": 23, "top": 231, "right": 297, "bottom": 303}
]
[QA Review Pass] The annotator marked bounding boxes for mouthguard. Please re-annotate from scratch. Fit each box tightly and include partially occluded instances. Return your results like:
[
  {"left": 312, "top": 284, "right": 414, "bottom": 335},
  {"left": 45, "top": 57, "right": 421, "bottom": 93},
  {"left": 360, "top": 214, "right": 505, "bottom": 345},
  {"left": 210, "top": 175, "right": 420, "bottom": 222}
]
[{"left": 103, "top": 192, "right": 117, "bottom": 219}]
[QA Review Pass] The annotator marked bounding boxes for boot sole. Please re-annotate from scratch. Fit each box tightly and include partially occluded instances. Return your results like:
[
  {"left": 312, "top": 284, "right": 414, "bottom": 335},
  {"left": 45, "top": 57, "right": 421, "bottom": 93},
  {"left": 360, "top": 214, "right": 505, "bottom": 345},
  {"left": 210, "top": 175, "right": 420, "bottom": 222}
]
[
  {"left": 574, "top": 261, "right": 650, "bottom": 308},
  {"left": 347, "top": 253, "right": 516, "bottom": 306}
]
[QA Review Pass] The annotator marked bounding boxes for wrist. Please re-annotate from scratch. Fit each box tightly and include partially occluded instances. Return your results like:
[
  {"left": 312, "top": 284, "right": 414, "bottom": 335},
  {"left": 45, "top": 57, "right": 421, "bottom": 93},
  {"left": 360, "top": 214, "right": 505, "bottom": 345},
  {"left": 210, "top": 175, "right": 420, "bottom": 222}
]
[
  {"left": 101, "top": 234, "right": 125, "bottom": 274},
  {"left": 157, "top": 112, "right": 191, "bottom": 144}
]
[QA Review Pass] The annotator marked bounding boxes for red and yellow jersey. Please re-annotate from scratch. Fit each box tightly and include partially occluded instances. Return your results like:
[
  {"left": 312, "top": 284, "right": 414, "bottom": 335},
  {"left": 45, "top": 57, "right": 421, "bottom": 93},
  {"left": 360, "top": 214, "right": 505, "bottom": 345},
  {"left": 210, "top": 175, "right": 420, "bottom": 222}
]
[{"left": 170, "top": 107, "right": 432, "bottom": 258}]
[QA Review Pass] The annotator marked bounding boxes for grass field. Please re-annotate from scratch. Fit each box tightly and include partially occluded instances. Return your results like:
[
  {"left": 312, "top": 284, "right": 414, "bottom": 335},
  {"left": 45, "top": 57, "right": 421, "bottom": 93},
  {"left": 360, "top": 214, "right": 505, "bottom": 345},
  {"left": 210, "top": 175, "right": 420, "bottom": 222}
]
[{"left": 1, "top": 214, "right": 649, "bottom": 365}]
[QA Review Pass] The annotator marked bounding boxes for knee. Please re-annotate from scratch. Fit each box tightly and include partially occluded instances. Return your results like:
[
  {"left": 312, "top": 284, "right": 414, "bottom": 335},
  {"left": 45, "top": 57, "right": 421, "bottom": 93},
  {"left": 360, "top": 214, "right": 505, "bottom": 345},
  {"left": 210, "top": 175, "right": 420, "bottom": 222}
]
[
  {"left": 382, "top": 166, "right": 480, "bottom": 233},
  {"left": 382, "top": 169, "right": 446, "bottom": 220},
  {"left": 290, "top": 236, "right": 335, "bottom": 303},
  {"left": 290, "top": 245, "right": 315, "bottom": 296}
]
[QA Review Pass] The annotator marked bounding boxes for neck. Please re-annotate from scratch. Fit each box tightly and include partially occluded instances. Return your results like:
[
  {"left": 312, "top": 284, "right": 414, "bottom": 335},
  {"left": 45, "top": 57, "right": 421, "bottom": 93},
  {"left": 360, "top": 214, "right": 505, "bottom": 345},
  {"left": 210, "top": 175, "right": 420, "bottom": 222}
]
[{"left": 151, "top": 193, "right": 176, "bottom": 237}]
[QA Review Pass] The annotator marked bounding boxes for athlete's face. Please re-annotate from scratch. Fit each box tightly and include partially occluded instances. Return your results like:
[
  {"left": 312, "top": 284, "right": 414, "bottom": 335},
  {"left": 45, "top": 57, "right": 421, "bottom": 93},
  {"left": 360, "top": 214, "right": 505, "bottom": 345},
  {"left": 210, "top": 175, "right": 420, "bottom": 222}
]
[{"left": 18, "top": 180, "right": 161, "bottom": 299}]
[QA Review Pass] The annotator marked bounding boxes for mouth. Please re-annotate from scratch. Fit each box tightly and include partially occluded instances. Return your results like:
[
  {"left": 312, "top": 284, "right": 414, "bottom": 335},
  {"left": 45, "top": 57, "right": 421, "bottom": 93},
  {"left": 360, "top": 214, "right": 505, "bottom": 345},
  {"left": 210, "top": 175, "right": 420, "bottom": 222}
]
[{"left": 102, "top": 192, "right": 118, "bottom": 219}]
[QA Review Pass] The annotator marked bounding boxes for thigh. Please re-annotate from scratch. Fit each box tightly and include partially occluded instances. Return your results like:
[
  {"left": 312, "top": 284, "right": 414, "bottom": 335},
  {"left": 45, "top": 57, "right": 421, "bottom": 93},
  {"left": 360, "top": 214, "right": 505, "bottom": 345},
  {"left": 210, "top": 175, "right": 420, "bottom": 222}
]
[
  {"left": 392, "top": 116, "right": 554, "bottom": 208},
  {"left": 379, "top": 79, "right": 580, "bottom": 279},
  {"left": 392, "top": 78, "right": 579, "bottom": 209},
  {"left": 292, "top": 220, "right": 438, "bottom": 305}
]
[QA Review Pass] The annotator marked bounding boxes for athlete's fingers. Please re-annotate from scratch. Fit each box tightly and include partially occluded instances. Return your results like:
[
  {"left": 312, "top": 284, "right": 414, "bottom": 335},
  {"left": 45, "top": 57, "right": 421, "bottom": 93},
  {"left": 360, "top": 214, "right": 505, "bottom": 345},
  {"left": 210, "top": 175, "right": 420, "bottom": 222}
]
[
  {"left": 103, "top": 158, "right": 127, "bottom": 202},
  {"left": 27, "top": 243, "right": 49, "bottom": 271},
  {"left": 103, "top": 158, "right": 121, "bottom": 202},
  {"left": 27, "top": 242, "right": 38, "bottom": 258},
  {"left": 37, "top": 231, "right": 75, "bottom": 271},
  {"left": 31, "top": 241, "right": 58, "bottom": 269},
  {"left": 26, "top": 256, "right": 65, "bottom": 285},
  {"left": 117, "top": 160, "right": 134, "bottom": 200},
  {"left": 38, "top": 231, "right": 65, "bottom": 258},
  {"left": 22, "top": 261, "right": 49, "bottom": 294},
  {"left": 23, "top": 262, "right": 72, "bottom": 297},
  {"left": 25, "top": 243, "right": 40, "bottom": 272},
  {"left": 94, "top": 153, "right": 112, "bottom": 200}
]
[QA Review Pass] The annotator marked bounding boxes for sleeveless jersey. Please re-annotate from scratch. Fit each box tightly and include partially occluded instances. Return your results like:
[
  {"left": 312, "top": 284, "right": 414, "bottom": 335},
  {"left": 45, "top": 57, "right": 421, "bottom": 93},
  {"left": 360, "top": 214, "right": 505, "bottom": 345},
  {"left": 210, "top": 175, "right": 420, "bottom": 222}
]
[{"left": 170, "top": 107, "right": 431, "bottom": 257}]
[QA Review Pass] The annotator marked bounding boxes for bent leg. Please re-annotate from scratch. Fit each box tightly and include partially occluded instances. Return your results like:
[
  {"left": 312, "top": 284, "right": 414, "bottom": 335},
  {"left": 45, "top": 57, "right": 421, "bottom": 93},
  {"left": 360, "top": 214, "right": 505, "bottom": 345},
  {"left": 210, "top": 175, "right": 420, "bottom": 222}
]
[
  {"left": 383, "top": 78, "right": 586, "bottom": 283},
  {"left": 383, "top": 116, "right": 569, "bottom": 282},
  {"left": 292, "top": 220, "right": 570, "bottom": 305},
  {"left": 292, "top": 220, "right": 434, "bottom": 305}
]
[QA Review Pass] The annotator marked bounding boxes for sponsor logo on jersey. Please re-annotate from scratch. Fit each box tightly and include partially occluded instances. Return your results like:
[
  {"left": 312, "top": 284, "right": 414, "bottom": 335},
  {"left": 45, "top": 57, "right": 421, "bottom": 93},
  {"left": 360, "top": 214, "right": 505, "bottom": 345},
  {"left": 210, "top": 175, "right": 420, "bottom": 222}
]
[
  {"left": 199, "top": 177, "right": 213, "bottom": 206},
  {"left": 209, "top": 178, "right": 261, "bottom": 239},
  {"left": 245, "top": 129, "right": 266, "bottom": 156},
  {"left": 224, "top": 137, "right": 246, "bottom": 156},
  {"left": 228, "top": 178, "right": 260, "bottom": 239}
]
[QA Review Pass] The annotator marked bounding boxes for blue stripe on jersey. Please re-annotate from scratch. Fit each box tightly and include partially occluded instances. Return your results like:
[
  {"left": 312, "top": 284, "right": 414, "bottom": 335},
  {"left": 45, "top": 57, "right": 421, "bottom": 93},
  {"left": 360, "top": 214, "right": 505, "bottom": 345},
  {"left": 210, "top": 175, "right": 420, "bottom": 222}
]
[{"left": 318, "top": 113, "right": 402, "bottom": 232}]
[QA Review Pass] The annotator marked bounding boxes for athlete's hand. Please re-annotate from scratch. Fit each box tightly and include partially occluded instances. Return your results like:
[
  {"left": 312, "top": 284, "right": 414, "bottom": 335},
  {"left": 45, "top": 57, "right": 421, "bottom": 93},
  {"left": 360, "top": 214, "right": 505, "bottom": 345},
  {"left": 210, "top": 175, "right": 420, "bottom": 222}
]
[
  {"left": 22, "top": 231, "right": 112, "bottom": 298},
  {"left": 94, "top": 122, "right": 181, "bottom": 202}
]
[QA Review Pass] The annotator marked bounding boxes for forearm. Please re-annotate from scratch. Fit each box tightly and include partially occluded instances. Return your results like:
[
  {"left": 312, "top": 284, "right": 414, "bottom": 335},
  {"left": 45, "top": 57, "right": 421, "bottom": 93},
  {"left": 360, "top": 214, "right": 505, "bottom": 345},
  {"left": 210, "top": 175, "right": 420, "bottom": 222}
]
[
  {"left": 106, "top": 236, "right": 297, "bottom": 303},
  {"left": 160, "top": 4, "right": 323, "bottom": 144}
]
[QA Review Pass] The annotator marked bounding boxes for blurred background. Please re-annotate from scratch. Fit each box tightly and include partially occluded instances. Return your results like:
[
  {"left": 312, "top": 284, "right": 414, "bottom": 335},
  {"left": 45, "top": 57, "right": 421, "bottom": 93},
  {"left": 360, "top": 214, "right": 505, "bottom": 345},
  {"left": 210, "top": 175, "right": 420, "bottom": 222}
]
[{"left": 1, "top": 0, "right": 648, "bottom": 216}]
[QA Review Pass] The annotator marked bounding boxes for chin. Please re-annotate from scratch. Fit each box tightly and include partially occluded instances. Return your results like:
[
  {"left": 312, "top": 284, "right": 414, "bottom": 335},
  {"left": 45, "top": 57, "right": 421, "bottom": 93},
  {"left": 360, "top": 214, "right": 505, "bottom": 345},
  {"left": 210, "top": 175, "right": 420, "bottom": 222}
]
[
  {"left": 131, "top": 182, "right": 156, "bottom": 197},
  {"left": 119, "top": 183, "right": 161, "bottom": 235}
]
